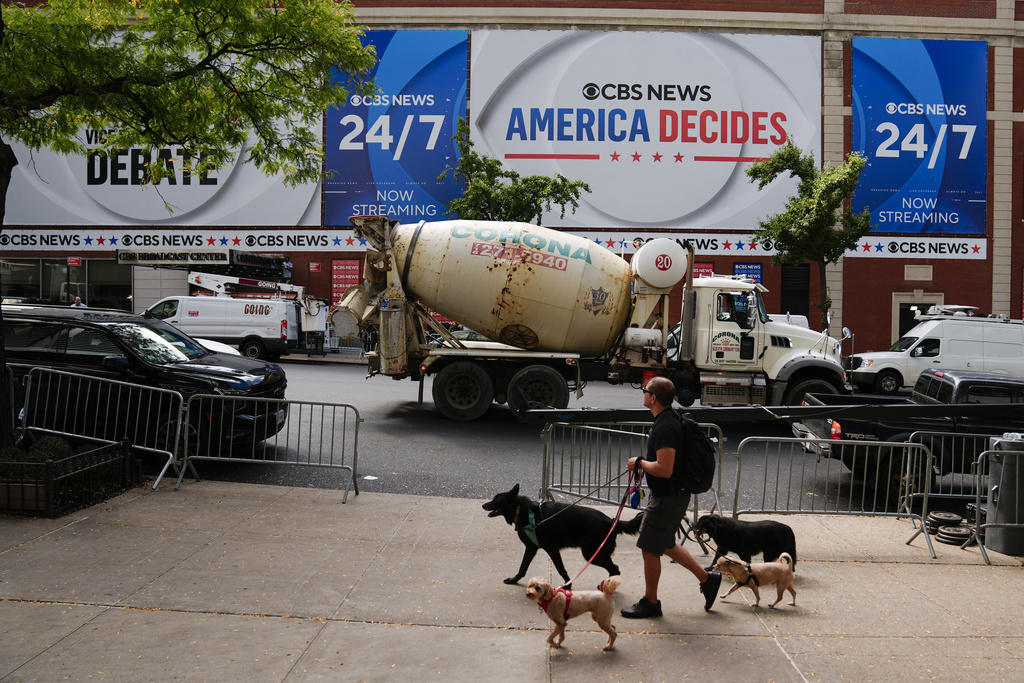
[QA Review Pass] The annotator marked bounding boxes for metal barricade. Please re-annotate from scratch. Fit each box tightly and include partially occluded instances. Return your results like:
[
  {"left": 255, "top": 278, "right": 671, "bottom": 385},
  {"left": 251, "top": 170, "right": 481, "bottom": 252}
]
[
  {"left": 20, "top": 367, "right": 187, "bottom": 489},
  {"left": 180, "top": 395, "right": 360, "bottom": 502},
  {"left": 540, "top": 421, "right": 726, "bottom": 551},
  {"left": 733, "top": 436, "right": 936, "bottom": 558},
  {"left": 969, "top": 448, "right": 1024, "bottom": 564},
  {"left": 907, "top": 431, "right": 992, "bottom": 505}
]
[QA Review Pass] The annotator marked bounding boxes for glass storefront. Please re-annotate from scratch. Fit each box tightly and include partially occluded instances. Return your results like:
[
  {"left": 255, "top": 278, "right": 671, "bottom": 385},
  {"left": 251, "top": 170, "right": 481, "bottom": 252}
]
[{"left": 1, "top": 258, "right": 132, "bottom": 310}]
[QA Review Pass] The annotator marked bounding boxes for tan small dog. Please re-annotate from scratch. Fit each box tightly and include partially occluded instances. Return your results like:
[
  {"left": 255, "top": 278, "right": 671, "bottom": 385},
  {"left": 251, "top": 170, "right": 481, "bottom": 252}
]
[
  {"left": 525, "top": 575, "right": 621, "bottom": 651},
  {"left": 715, "top": 553, "right": 796, "bottom": 608}
]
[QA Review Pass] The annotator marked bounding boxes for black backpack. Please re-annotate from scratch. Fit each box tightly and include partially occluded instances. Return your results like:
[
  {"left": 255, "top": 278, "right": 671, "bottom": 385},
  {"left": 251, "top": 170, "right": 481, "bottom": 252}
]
[{"left": 669, "top": 408, "right": 717, "bottom": 494}]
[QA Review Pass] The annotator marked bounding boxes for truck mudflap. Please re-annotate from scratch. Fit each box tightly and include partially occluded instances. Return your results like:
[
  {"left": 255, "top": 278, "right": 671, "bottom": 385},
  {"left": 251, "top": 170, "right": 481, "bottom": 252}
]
[{"left": 699, "top": 371, "right": 767, "bottom": 406}]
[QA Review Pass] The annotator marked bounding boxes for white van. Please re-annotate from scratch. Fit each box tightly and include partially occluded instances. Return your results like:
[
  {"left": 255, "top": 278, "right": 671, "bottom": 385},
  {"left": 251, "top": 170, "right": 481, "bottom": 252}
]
[
  {"left": 146, "top": 296, "right": 300, "bottom": 359},
  {"left": 850, "top": 309, "right": 1024, "bottom": 394}
]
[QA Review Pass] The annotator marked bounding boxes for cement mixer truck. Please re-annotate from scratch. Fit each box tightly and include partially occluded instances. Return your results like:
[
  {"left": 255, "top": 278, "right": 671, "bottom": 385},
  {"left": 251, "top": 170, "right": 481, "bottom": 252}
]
[{"left": 332, "top": 216, "right": 851, "bottom": 421}]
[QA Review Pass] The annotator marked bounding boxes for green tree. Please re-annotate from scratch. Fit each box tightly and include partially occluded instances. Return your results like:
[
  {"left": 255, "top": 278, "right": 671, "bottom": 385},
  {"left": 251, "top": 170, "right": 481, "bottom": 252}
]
[
  {"left": 0, "top": 0, "right": 378, "bottom": 447},
  {"left": 746, "top": 140, "right": 874, "bottom": 328},
  {"left": 439, "top": 118, "right": 591, "bottom": 224}
]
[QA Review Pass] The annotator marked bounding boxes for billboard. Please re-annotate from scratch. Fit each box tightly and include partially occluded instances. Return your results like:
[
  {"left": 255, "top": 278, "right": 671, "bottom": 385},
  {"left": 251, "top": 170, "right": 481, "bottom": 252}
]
[
  {"left": 852, "top": 38, "right": 987, "bottom": 235},
  {"left": 470, "top": 31, "right": 821, "bottom": 228},
  {"left": 324, "top": 30, "right": 468, "bottom": 226}
]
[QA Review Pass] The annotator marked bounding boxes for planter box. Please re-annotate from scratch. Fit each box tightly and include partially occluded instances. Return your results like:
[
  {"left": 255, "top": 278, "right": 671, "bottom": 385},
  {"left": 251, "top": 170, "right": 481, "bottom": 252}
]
[{"left": 0, "top": 440, "right": 140, "bottom": 517}]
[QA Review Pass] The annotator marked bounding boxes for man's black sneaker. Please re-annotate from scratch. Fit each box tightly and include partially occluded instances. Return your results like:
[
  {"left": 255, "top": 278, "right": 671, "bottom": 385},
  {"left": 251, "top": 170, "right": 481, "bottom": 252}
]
[
  {"left": 700, "top": 571, "right": 722, "bottom": 611},
  {"left": 621, "top": 596, "right": 662, "bottom": 619}
]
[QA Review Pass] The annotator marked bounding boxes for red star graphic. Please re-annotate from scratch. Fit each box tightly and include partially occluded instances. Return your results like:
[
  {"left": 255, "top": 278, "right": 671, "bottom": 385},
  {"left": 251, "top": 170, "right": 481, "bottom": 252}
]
[
  {"left": 97, "top": 236, "right": 106, "bottom": 245},
  {"left": 631, "top": 152, "right": 642, "bottom": 162},
  {"left": 972, "top": 244, "right": 981, "bottom": 253},
  {"left": 862, "top": 243, "right": 872, "bottom": 251},
  {"left": 346, "top": 237, "right": 355, "bottom": 246},
  {"left": 652, "top": 152, "right": 663, "bottom": 162},
  {"left": 232, "top": 237, "right": 241, "bottom": 245},
  {"left": 722, "top": 241, "right": 732, "bottom": 250},
  {"left": 749, "top": 242, "right": 758, "bottom": 250},
  {"left": 610, "top": 152, "right": 620, "bottom": 161},
  {"left": 605, "top": 238, "right": 616, "bottom": 247},
  {"left": 674, "top": 153, "right": 684, "bottom": 162},
  {"left": 207, "top": 236, "right": 216, "bottom": 245}
]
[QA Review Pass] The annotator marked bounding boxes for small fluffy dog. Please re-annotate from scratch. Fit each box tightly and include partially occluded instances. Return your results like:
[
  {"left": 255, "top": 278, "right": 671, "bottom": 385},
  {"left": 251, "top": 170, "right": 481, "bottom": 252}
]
[
  {"left": 715, "top": 553, "right": 796, "bottom": 609},
  {"left": 693, "top": 514, "right": 798, "bottom": 570},
  {"left": 525, "top": 575, "right": 621, "bottom": 651}
]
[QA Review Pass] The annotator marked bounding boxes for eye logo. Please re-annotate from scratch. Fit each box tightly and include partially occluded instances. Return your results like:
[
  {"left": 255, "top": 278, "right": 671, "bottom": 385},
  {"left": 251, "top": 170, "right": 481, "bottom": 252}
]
[
  {"left": 886, "top": 102, "right": 897, "bottom": 114},
  {"left": 582, "top": 83, "right": 600, "bottom": 100}
]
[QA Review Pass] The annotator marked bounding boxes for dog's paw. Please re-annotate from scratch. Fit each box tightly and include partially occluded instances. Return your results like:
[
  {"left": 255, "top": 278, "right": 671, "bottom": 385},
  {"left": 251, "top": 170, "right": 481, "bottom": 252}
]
[{"left": 503, "top": 577, "right": 522, "bottom": 585}]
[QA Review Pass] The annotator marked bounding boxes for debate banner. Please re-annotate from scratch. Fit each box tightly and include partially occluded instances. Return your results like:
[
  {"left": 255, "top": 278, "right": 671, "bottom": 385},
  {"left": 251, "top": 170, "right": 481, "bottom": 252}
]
[
  {"left": 325, "top": 30, "right": 468, "bottom": 226},
  {"left": 470, "top": 31, "right": 821, "bottom": 229},
  {"left": 852, "top": 38, "right": 987, "bottom": 235}
]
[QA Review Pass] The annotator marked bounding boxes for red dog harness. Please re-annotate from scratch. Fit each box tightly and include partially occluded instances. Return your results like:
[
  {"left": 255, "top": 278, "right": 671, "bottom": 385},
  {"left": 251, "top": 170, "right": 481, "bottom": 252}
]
[{"left": 538, "top": 588, "right": 572, "bottom": 620}]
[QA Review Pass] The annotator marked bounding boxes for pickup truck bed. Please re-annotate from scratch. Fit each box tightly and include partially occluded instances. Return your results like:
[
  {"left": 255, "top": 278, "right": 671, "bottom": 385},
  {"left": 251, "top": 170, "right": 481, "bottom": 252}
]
[{"left": 791, "top": 368, "right": 1024, "bottom": 499}]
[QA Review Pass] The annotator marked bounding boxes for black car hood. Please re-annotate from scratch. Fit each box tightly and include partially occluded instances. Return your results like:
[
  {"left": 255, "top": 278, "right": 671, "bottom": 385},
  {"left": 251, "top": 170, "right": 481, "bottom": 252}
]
[{"left": 170, "top": 352, "right": 286, "bottom": 386}]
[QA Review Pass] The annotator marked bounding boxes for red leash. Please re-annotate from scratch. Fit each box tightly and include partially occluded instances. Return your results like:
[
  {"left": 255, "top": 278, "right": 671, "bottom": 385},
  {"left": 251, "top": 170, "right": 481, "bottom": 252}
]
[{"left": 556, "top": 468, "right": 643, "bottom": 590}]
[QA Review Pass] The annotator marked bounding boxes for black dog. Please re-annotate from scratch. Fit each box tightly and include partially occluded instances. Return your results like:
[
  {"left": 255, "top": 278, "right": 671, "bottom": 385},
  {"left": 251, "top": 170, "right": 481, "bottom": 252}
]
[
  {"left": 692, "top": 514, "right": 798, "bottom": 571},
  {"left": 482, "top": 484, "right": 643, "bottom": 587}
]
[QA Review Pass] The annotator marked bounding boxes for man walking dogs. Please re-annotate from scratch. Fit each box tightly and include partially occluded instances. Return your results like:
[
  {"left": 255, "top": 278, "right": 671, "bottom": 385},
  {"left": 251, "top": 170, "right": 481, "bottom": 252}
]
[{"left": 621, "top": 376, "right": 722, "bottom": 618}]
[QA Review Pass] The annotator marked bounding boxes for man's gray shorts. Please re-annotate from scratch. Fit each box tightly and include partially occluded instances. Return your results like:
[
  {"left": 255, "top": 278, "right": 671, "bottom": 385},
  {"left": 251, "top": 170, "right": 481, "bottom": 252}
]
[{"left": 637, "top": 492, "right": 691, "bottom": 555}]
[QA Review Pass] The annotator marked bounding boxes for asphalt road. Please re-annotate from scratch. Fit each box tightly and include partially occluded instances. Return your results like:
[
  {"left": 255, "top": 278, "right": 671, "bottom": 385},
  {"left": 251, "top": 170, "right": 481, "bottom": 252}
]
[{"left": 179, "top": 360, "right": 794, "bottom": 502}]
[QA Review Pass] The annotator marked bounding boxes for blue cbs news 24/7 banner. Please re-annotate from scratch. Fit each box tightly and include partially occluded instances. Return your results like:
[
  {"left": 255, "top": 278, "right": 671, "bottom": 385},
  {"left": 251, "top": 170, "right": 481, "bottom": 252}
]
[
  {"left": 325, "top": 30, "right": 468, "bottom": 227},
  {"left": 852, "top": 38, "right": 987, "bottom": 235}
]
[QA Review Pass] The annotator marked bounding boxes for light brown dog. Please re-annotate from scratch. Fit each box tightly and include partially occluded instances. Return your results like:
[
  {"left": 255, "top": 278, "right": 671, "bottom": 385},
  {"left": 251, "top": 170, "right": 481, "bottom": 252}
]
[
  {"left": 525, "top": 575, "right": 621, "bottom": 651},
  {"left": 715, "top": 552, "right": 796, "bottom": 608}
]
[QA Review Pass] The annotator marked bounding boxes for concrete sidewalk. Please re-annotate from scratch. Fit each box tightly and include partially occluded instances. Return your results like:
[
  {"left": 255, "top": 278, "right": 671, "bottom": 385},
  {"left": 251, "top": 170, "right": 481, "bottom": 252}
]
[{"left": 1, "top": 481, "right": 1022, "bottom": 682}]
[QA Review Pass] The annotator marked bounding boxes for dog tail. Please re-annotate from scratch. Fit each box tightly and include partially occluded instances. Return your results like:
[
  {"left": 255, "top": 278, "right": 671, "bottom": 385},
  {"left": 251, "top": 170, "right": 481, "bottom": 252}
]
[
  {"left": 615, "top": 512, "right": 644, "bottom": 536},
  {"left": 778, "top": 552, "right": 793, "bottom": 567},
  {"left": 597, "top": 575, "right": 621, "bottom": 598}
]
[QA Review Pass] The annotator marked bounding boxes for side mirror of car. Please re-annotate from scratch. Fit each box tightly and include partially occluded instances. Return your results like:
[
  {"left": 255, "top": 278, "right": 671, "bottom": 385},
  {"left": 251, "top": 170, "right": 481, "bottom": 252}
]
[{"left": 102, "top": 355, "right": 131, "bottom": 373}]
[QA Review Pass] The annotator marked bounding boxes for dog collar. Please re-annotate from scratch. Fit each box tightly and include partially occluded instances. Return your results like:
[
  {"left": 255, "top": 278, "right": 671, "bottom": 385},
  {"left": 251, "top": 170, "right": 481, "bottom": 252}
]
[
  {"left": 538, "top": 588, "right": 572, "bottom": 620},
  {"left": 515, "top": 504, "right": 541, "bottom": 547},
  {"left": 737, "top": 563, "right": 760, "bottom": 587}
]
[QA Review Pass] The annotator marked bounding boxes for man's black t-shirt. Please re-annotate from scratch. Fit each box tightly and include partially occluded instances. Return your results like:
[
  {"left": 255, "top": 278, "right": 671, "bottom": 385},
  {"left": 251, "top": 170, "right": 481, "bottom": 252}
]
[{"left": 644, "top": 408, "right": 685, "bottom": 496}]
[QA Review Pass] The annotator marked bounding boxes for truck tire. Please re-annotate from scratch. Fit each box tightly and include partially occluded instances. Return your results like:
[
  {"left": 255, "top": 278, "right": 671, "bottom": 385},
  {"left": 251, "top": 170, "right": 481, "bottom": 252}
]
[
  {"left": 783, "top": 378, "right": 838, "bottom": 406},
  {"left": 240, "top": 339, "right": 266, "bottom": 360},
  {"left": 507, "top": 365, "right": 570, "bottom": 417},
  {"left": 432, "top": 362, "right": 495, "bottom": 421},
  {"left": 874, "top": 370, "right": 902, "bottom": 395},
  {"left": 877, "top": 443, "right": 928, "bottom": 508}
]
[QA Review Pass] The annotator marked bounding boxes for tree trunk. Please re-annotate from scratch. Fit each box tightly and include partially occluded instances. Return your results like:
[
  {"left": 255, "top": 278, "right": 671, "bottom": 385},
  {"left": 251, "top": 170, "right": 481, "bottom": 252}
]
[
  {"left": 817, "top": 259, "right": 830, "bottom": 332},
  {"left": 1, "top": 136, "right": 20, "bottom": 448}
]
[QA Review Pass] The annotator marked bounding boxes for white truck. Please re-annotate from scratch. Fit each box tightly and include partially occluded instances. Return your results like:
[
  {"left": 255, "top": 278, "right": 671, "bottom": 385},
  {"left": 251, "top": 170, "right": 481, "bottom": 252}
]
[
  {"left": 331, "top": 216, "right": 851, "bottom": 420},
  {"left": 849, "top": 305, "right": 1024, "bottom": 394},
  {"left": 147, "top": 272, "right": 329, "bottom": 360}
]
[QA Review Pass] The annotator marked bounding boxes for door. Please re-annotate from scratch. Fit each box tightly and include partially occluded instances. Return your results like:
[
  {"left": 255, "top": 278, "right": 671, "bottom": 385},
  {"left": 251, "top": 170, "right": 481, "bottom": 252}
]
[{"left": 707, "top": 290, "right": 762, "bottom": 369}]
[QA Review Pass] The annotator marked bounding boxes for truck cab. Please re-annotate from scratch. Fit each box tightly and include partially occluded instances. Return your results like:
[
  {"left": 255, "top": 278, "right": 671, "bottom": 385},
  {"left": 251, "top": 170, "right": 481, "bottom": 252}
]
[{"left": 680, "top": 277, "right": 850, "bottom": 406}]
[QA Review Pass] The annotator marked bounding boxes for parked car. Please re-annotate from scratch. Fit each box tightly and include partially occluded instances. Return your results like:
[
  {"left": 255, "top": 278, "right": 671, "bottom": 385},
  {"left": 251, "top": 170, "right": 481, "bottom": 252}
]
[{"left": 1, "top": 304, "right": 287, "bottom": 447}]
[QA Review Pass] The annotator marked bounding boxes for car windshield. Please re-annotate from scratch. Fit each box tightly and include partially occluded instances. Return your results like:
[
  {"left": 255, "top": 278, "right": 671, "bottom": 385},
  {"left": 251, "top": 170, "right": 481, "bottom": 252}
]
[
  {"left": 888, "top": 336, "right": 918, "bottom": 352},
  {"left": 104, "top": 320, "right": 207, "bottom": 364}
]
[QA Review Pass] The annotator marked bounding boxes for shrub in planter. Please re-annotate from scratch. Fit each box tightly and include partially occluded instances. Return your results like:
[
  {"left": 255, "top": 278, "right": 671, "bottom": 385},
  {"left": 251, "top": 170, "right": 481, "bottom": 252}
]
[{"left": 0, "top": 437, "right": 140, "bottom": 517}]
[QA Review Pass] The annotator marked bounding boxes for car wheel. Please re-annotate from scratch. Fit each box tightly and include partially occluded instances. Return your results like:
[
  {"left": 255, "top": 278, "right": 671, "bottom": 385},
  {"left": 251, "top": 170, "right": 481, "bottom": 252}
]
[
  {"left": 875, "top": 370, "right": 902, "bottom": 395},
  {"left": 431, "top": 361, "right": 494, "bottom": 421},
  {"left": 783, "top": 378, "right": 838, "bottom": 406},
  {"left": 507, "top": 365, "right": 570, "bottom": 418},
  {"left": 240, "top": 339, "right": 266, "bottom": 359}
]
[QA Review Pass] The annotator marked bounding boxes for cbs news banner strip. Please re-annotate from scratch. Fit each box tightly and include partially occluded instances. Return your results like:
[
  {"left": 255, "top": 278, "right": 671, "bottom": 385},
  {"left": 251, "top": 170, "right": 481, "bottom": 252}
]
[{"left": 0, "top": 228, "right": 988, "bottom": 260}]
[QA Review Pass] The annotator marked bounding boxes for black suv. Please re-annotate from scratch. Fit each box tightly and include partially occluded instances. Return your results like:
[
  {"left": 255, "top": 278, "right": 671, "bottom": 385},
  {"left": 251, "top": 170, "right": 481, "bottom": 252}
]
[{"left": 2, "top": 305, "right": 288, "bottom": 446}]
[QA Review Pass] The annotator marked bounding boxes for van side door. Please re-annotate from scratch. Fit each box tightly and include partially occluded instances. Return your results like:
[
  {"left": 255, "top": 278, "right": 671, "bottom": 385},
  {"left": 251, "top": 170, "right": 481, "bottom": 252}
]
[{"left": 981, "top": 324, "right": 1024, "bottom": 374}]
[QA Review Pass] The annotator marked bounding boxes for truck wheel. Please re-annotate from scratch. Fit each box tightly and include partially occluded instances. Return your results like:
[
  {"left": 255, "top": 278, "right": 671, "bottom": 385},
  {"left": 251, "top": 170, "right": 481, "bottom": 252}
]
[
  {"left": 507, "top": 365, "right": 570, "bottom": 417},
  {"left": 875, "top": 370, "right": 902, "bottom": 395},
  {"left": 783, "top": 378, "right": 838, "bottom": 406},
  {"left": 240, "top": 339, "right": 266, "bottom": 360},
  {"left": 877, "top": 445, "right": 928, "bottom": 508},
  {"left": 432, "top": 362, "right": 495, "bottom": 421}
]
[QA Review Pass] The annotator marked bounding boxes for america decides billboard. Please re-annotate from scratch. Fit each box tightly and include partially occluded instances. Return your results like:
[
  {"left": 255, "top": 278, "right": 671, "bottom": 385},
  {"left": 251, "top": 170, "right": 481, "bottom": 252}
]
[{"left": 470, "top": 31, "right": 821, "bottom": 229}]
